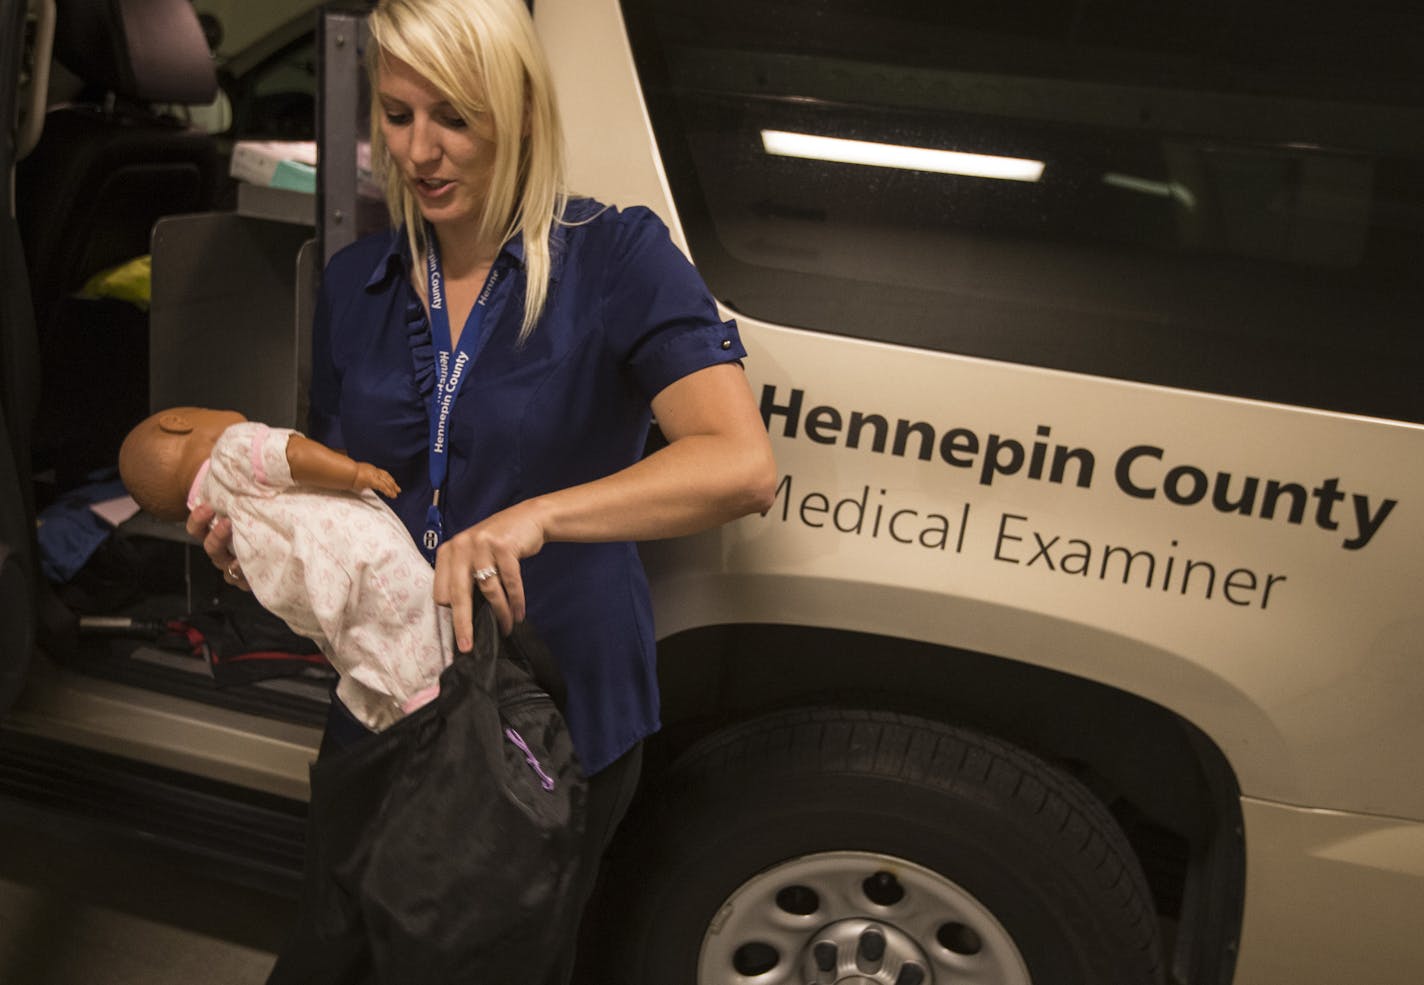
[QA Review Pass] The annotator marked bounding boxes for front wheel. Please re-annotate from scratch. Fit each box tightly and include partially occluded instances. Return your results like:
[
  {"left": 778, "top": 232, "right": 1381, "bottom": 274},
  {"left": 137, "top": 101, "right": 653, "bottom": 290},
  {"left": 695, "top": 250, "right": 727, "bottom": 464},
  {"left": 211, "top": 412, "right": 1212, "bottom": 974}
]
[{"left": 593, "top": 709, "right": 1163, "bottom": 984}]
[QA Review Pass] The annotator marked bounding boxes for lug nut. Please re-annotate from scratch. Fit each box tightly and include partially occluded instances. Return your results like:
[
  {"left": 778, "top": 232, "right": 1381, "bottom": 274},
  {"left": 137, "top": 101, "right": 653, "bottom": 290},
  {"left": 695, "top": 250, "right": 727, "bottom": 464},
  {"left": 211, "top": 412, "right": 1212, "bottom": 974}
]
[
  {"left": 894, "top": 962, "right": 926, "bottom": 985},
  {"left": 858, "top": 926, "right": 886, "bottom": 966}
]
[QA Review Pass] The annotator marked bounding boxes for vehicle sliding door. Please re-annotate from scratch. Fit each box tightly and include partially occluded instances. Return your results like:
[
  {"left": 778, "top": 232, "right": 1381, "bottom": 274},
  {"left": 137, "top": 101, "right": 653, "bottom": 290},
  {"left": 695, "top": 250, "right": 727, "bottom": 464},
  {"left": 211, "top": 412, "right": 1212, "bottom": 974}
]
[{"left": 0, "top": 0, "right": 41, "bottom": 712}]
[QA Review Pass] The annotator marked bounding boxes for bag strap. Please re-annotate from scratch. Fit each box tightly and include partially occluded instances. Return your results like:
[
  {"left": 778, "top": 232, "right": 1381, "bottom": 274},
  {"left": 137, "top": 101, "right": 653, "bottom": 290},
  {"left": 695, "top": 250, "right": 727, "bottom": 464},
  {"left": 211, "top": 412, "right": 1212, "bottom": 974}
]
[{"left": 457, "top": 597, "right": 570, "bottom": 711}]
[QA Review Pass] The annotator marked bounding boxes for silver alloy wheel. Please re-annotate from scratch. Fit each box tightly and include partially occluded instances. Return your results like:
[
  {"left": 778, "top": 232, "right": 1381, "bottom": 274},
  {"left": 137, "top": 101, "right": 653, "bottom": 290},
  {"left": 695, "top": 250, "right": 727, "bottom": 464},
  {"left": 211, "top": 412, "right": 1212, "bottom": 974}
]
[{"left": 698, "top": 850, "right": 1032, "bottom": 984}]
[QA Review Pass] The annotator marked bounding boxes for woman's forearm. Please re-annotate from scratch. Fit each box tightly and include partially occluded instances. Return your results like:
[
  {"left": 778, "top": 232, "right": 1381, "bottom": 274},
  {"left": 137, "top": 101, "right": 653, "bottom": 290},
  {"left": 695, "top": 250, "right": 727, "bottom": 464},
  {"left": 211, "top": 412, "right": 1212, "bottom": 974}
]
[
  {"left": 527, "top": 364, "right": 775, "bottom": 545},
  {"left": 528, "top": 430, "right": 776, "bottom": 545},
  {"left": 434, "top": 363, "right": 775, "bottom": 641}
]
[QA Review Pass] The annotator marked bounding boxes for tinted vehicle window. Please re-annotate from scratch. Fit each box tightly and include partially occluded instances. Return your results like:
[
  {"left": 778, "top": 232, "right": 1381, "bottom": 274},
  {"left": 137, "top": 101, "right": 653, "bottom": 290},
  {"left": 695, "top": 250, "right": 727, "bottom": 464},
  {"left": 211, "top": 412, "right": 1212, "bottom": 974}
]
[
  {"left": 226, "top": 34, "right": 318, "bottom": 141},
  {"left": 622, "top": 0, "right": 1424, "bottom": 422}
]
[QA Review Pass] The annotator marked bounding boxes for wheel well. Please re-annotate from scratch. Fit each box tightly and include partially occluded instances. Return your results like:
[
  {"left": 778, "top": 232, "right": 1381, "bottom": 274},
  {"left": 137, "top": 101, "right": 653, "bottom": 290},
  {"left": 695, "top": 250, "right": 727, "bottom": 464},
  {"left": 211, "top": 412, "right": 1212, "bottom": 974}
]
[{"left": 648, "top": 623, "right": 1244, "bottom": 985}]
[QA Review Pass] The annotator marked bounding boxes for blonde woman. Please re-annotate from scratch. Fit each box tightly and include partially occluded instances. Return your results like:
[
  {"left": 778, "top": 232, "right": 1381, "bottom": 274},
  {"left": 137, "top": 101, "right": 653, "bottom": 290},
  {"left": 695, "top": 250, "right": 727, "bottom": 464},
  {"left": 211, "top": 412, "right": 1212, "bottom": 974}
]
[{"left": 187, "top": 0, "right": 774, "bottom": 979}]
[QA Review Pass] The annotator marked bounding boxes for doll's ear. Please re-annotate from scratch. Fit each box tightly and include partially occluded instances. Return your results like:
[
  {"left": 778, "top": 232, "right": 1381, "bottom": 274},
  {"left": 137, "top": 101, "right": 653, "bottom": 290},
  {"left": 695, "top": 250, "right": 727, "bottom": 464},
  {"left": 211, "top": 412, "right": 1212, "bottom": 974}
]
[{"left": 157, "top": 411, "right": 194, "bottom": 435}]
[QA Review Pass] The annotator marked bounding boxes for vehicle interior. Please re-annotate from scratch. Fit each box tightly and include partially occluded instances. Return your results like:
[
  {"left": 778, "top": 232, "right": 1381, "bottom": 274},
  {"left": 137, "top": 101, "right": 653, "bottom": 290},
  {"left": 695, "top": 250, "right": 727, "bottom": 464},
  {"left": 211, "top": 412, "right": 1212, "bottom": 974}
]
[
  {"left": 0, "top": 0, "right": 366, "bottom": 895},
  {"left": 10, "top": 0, "right": 338, "bottom": 766}
]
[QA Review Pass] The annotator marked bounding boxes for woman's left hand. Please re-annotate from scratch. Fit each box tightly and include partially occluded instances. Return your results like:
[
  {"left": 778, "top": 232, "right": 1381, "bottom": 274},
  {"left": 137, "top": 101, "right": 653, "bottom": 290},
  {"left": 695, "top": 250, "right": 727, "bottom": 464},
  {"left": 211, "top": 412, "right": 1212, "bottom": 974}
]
[{"left": 433, "top": 500, "right": 548, "bottom": 645}]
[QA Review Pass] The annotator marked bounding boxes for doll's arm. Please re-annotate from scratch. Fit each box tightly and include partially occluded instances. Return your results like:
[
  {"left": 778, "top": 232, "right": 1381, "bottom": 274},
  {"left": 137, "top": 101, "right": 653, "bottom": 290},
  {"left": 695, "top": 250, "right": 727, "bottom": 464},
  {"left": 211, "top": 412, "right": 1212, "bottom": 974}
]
[{"left": 286, "top": 434, "right": 400, "bottom": 498}]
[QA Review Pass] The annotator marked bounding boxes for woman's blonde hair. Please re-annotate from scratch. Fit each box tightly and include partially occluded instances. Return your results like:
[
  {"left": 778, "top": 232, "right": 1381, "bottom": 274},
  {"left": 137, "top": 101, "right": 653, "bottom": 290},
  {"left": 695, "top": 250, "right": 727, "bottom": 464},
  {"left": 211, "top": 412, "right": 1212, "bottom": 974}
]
[{"left": 366, "top": 0, "right": 566, "bottom": 341}]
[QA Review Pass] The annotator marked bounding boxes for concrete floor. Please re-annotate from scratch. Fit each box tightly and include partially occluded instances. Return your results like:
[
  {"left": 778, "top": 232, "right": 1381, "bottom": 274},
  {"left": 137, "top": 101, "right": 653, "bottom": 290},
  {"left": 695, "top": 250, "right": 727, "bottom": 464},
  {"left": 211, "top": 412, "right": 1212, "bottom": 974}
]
[{"left": 0, "top": 815, "right": 295, "bottom": 985}]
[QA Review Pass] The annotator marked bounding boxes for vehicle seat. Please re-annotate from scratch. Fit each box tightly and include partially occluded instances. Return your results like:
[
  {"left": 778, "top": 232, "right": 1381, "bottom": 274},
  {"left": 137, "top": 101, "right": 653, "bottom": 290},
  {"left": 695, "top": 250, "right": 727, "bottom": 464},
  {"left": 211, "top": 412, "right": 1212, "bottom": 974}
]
[
  {"left": 16, "top": 0, "right": 221, "bottom": 491},
  {"left": 17, "top": 0, "right": 222, "bottom": 330}
]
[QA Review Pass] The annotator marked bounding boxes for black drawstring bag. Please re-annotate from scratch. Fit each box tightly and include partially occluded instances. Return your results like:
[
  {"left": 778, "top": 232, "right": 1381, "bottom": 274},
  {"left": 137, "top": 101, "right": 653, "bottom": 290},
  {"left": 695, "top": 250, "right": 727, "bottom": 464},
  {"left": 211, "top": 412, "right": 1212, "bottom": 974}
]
[{"left": 267, "top": 601, "right": 587, "bottom": 985}]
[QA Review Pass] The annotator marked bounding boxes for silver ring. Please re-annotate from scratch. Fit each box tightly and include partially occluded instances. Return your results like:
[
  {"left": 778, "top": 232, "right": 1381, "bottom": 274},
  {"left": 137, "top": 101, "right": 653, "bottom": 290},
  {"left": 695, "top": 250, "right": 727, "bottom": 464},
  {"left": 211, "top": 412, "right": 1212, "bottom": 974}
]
[
  {"left": 474, "top": 566, "right": 498, "bottom": 583},
  {"left": 227, "top": 561, "right": 242, "bottom": 580}
]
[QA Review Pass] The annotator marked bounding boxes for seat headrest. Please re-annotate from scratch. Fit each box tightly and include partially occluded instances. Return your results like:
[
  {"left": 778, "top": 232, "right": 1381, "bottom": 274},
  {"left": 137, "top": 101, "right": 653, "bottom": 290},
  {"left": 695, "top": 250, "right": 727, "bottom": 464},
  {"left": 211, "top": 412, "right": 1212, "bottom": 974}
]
[{"left": 55, "top": 0, "right": 218, "bottom": 104}]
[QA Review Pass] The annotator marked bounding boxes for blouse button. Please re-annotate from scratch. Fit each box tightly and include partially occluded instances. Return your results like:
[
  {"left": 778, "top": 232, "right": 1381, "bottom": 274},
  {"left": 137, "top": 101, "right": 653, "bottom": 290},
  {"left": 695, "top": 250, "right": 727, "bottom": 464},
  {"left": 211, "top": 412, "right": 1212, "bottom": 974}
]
[{"left": 721, "top": 339, "right": 732, "bottom": 350}]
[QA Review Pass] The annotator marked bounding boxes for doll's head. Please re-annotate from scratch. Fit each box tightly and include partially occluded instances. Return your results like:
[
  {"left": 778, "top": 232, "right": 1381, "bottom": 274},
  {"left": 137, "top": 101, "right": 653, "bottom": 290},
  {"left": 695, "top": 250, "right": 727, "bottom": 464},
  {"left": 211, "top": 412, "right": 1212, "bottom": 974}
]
[{"left": 119, "top": 407, "right": 246, "bottom": 521}]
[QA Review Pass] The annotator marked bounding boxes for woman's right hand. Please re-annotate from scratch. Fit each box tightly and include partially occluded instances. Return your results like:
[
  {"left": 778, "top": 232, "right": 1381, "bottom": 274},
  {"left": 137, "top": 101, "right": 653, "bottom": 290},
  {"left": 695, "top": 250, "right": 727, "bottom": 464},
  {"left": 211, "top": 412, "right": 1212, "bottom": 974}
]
[{"left": 186, "top": 503, "right": 249, "bottom": 591}]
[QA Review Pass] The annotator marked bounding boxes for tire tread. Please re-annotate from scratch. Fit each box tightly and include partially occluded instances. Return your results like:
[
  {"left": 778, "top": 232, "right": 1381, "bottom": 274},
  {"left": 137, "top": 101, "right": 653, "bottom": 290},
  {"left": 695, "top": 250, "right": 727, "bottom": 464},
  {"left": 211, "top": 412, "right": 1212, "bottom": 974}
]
[{"left": 659, "top": 708, "right": 1163, "bottom": 982}]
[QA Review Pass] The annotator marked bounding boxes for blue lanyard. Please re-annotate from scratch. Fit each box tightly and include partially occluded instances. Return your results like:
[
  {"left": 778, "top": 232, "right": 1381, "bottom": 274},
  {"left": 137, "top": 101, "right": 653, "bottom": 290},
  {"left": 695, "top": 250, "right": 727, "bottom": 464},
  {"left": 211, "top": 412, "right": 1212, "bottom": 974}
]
[{"left": 421, "top": 232, "right": 503, "bottom": 561}]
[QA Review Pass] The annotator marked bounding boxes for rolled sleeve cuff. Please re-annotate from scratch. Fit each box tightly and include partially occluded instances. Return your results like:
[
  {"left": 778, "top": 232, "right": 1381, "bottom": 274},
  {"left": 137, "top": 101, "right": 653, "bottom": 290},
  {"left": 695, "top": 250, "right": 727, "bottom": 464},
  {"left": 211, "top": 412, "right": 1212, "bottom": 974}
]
[{"left": 628, "top": 318, "right": 747, "bottom": 400}]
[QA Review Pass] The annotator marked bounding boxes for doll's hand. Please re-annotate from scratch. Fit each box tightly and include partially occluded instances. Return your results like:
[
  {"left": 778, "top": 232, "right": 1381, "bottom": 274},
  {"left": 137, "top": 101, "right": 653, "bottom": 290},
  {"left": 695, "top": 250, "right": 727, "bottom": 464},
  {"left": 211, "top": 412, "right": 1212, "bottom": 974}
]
[
  {"left": 186, "top": 503, "right": 249, "bottom": 591},
  {"left": 433, "top": 500, "right": 547, "bottom": 644},
  {"left": 352, "top": 462, "right": 400, "bottom": 498}
]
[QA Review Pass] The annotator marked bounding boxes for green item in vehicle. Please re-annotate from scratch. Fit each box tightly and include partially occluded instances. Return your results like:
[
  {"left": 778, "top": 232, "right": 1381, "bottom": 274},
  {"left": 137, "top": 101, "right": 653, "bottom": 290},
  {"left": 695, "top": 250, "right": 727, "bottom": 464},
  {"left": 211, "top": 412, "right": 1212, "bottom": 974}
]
[{"left": 76, "top": 254, "right": 151, "bottom": 310}]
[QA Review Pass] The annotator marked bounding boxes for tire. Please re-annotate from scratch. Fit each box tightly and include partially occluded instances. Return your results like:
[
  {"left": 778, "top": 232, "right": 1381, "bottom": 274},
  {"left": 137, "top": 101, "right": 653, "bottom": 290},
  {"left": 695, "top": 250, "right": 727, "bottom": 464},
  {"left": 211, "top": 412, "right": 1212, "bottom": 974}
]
[{"left": 593, "top": 708, "right": 1163, "bottom": 985}]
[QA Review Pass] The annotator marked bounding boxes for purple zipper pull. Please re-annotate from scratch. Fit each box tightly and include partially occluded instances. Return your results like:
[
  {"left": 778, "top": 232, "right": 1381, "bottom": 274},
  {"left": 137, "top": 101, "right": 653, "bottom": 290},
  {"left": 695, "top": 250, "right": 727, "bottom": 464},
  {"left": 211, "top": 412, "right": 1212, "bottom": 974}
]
[{"left": 505, "top": 726, "right": 556, "bottom": 791}]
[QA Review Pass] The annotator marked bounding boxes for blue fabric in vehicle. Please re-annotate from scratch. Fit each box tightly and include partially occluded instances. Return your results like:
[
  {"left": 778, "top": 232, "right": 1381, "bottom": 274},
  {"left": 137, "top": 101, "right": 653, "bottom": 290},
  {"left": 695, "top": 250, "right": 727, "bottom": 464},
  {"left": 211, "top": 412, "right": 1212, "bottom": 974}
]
[{"left": 36, "top": 477, "right": 127, "bottom": 583}]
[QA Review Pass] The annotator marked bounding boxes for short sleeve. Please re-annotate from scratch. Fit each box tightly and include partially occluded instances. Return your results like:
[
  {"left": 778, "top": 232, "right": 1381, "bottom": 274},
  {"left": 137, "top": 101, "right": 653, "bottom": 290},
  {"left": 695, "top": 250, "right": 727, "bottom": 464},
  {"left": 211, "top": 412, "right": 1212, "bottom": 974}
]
[
  {"left": 308, "top": 268, "right": 344, "bottom": 448},
  {"left": 208, "top": 422, "right": 295, "bottom": 496},
  {"left": 601, "top": 207, "right": 747, "bottom": 401}
]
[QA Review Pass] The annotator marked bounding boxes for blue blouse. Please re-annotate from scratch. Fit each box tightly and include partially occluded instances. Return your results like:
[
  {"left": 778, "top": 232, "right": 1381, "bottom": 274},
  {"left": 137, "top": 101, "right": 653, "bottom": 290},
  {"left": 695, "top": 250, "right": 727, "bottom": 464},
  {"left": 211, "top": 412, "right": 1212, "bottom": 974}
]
[{"left": 309, "top": 200, "right": 746, "bottom": 774}]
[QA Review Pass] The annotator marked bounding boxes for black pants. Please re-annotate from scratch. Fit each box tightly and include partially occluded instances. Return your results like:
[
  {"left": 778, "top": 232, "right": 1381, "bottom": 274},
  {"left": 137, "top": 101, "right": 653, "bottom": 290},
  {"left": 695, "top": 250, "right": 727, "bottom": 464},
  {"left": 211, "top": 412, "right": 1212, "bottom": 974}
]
[
  {"left": 542, "top": 740, "right": 642, "bottom": 985},
  {"left": 317, "top": 695, "right": 644, "bottom": 985}
]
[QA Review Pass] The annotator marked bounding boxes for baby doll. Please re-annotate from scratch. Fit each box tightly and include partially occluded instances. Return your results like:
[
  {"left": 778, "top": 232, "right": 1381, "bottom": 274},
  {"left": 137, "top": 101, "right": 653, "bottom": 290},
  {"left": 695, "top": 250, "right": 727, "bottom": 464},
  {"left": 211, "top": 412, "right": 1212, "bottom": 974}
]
[{"left": 119, "top": 408, "right": 451, "bottom": 730}]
